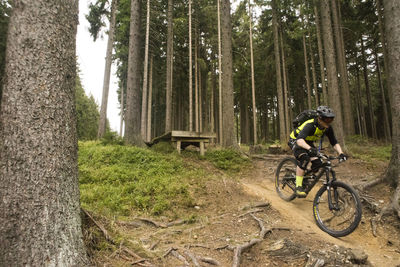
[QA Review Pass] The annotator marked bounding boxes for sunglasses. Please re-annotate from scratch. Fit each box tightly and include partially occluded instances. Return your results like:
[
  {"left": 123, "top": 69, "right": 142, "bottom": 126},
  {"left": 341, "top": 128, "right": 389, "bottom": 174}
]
[{"left": 321, "top": 117, "right": 334, "bottom": 123}]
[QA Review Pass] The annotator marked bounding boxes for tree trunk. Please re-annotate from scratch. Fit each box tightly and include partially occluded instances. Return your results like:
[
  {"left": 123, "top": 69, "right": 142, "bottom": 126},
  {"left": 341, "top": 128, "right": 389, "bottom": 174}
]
[
  {"left": 320, "top": 0, "right": 345, "bottom": 145},
  {"left": 374, "top": 48, "right": 391, "bottom": 142},
  {"left": 141, "top": 0, "right": 150, "bottom": 140},
  {"left": 303, "top": 33, "right": 312, "bottom": 109},
  {"left": 98, "top": 0, "right": 118, "bottom": 138},
  {"left": 280, "top": 29, "right": 290, "bottom": 138},
  {"left": 271, "top": 0, "right": 285, "bottom": 144},
  {"left": 330, "top": 0, "right": 354, "bottom": 136},
  {"left": 360, "top": 37, "right": 377, "bottom": 139},
  {"left": 314, "top": 3, "right": 328, "bottom": 105},
  {"left": 120, "top": 86, "right": 125, "bottom": 136},
  {"left": 188, "top": 0, "right": 193, "bottom": 131},
  {"left": 308, "top": 33, "right": 320, "bottom": 106},
  {"left": 0, "top": 1, "right": 88, "bottom": 264},
  {"left": 249, "top": 0, "right": 257, "bottom": 144},
  {"left": 383, "top": 0, "right": 400, "bottom": 186},
  {"left": 356, "top": 67, "right": 367, "bottom": 137},
  {"left": 125, "top": 0, "right": 144, "bottom": 146},
  {"left": 147, "top": 56, "right": 153, "bottom": 141},
  {"left": 221, "top": 0, "right": 236, "bottom": 147},
  {"left": 165, "top": 0, "right": 173, "bottom": 133},
  {"left": 195, "top": 24, "right": 199, "bottom": 132},
  {"left": 217, "top": 0, "right": 223, "bottom": 143}
]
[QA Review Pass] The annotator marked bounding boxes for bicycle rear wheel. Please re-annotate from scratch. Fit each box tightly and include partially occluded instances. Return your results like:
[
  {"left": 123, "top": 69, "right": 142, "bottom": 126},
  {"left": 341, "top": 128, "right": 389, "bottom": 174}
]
[
  {"left": 275, "top": 157, "right": 297, "bottom": 201},
  {"left": 313, "top": 181, "right": 362, "bottom": 237}
]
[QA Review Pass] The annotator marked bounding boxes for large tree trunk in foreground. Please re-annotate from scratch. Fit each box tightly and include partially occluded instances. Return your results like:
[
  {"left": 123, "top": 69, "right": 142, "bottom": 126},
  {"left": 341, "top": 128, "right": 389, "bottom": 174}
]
[
  {"left": 0, "top": 1, "right": 88, "bottom": 265},
  {"left": 383, "top": 0, "right": 400, "bottom": 188},
  {"left": 125, "top": 0, "right": 144, "bottom": 146},
  {"left": 98, "top": 0, "right": 118, "bottom": 138}
]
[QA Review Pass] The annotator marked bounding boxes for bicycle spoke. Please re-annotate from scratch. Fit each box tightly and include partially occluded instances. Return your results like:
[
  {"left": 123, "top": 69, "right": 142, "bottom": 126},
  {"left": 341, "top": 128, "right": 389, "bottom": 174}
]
[{"left": 313, "top": 182, "right": 362, "bottom": 237}]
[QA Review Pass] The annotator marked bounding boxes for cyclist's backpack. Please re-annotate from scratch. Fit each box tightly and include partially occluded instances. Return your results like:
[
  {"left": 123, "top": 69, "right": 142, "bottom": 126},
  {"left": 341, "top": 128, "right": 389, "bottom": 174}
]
[{"left": 292, "top": 109, "right": 318, "bottom": 129}]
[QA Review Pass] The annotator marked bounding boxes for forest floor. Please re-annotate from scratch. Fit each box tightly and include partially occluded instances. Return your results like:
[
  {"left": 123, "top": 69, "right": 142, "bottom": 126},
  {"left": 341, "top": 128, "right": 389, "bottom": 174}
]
[{"left": 88, "top": 150, "right": 400, "bottom": 267}]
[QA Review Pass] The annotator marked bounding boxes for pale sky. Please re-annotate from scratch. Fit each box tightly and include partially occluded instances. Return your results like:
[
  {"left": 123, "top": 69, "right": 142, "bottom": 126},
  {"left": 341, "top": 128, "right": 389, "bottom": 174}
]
[{"left": 76, "top": 0, "right": 121, "bottom": 133}]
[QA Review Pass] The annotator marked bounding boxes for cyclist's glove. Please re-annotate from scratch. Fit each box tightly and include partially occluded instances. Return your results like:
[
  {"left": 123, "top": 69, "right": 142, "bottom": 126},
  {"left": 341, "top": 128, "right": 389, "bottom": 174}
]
[
  {"left": 339, "top": 153, "right": 348, "bottom": 162},
  {"left": 308, "top": 147, "right": 318, "bottom": 157}
]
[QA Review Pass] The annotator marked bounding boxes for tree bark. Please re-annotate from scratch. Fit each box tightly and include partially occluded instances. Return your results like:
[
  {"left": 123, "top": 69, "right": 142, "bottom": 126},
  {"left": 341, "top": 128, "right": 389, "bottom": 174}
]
[
  {"left": 314, "top": 3, "right": 328, "bottom": 105},
  {"left": 320, "top": 0, "right": 345, "bottom": 145},
  {"left": 147, "top": 56, "right": 153, "bottom": 141},
  {"left": 308, "top": 33, "right": 320, "bottom": 106},
  {"left": 0, "top": 1, "right": 88, "bottom": 265},
  {"left": 383, "top": 0, "right": 400, "bottom": 186},
  {"left": 330, "top": 0, "right": 354, "bottom": 136},
  {"left": 195, "top": 23, "right": 199, "bottom": 132},
  {"left": 221, "top": 0, "right": 236, "bottom": 147},
  {"left": 249, "top": 0, "right": 257, "bottom": 144},
  {"left": 374, "top": 48, "right": 391, "bottom": 142},
  {"left": 356, "top": 67, "right": 368, "bottom": 137},
  {"left": 125, "top": 0, "right": 144, "bottom": 146},
  {"left": 280, "top": 29, "right": 290, "bottom": 138},
  {"left": 165, "top": 0, "right": 173, "bottom": 133},
  {"left": 120, "top": 86, "right": 125, "bottom": 136},
  {"left": 188, "top": 0, "right": 193, "bottom": 131},
  {"left": 141, "top": 0, "right": 150, "bottom": 140},
  {"left": 217, "top": 0, "right": 223, "bottom": 143},
  {"left": 98, "top": 0, "right": 118, "bottom": 138},
  {"left": 271, "top": 0, "right": 285, "bottom": 144},
  {"left": 303, "top": 33, "right": 312, "bottom": 109},
  {"left": 360, "top": 37, "right": 377, "bottom": 139}
]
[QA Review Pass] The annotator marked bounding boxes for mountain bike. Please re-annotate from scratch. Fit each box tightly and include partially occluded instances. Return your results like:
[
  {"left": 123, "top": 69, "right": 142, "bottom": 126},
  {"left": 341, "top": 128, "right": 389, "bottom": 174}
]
[{"left": 275, "top": 153, "right": 362, "bottom": 237}]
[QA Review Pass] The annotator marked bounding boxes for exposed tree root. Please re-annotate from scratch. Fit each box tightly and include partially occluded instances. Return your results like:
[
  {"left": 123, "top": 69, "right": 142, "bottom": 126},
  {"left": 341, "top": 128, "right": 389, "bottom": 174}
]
[
  {"left": 82, "top": 208, "right": 115, "bottom": 244},
  {"left": 163, "top": 247, "right": 220, "bottom": 266},
  {"left": 134, "top": 217, "right": 186, "bottom": 228},
  {"left": 231, "top": 214, "right": 272, "bottom": 267},
  {"left": 370, "top": 183, "right": 400, "bottom": 236}
]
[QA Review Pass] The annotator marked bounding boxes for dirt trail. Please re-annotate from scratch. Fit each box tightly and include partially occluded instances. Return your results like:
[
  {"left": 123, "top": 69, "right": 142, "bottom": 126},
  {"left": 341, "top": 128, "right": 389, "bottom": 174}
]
[{"left": 242, "top": 159, "right": 400, "bottom": 266}]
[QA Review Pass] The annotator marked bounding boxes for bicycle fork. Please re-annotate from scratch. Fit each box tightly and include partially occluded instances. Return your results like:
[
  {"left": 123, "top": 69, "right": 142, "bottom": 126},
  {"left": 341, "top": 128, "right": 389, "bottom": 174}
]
[{"left": 325, "top": 169, "right": 340, "bottom": 211}]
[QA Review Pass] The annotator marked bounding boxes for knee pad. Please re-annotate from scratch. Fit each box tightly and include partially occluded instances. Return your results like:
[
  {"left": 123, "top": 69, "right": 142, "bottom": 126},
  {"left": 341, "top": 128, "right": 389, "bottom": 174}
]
[
  {"left": 311, "top": 158, "right": 323, "bottom": 172},
  {"left": 297, "top": 153, "right": 310, "bottom": 170}
]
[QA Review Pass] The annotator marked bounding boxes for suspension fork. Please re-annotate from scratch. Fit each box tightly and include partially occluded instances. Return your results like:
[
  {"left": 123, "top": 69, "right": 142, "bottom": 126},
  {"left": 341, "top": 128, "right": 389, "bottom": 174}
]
[{"left": 326, "top": 169, "right": 340, "bottom": 211}]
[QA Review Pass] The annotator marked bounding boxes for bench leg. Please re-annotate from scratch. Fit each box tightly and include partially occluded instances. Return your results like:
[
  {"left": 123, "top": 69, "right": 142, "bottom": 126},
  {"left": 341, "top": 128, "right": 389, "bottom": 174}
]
[
  {"left": 176, "top": 141, "right": 181, "bottom": 154},
  {"left": 200, "top": 141, "right": 205, "bottom": 156}
]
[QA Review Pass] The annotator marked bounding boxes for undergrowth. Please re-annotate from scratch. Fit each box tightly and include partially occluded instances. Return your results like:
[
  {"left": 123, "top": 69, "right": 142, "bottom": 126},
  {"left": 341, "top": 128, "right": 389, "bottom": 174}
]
[
  {"left": 346, "top": 135, "right": 391, "bottom": 163},
  {"left": 78, "top": 141, "right": 196, "bottom": 217},
  {"left": 205, "top": 148, "right": 250, "bottom": 172}
]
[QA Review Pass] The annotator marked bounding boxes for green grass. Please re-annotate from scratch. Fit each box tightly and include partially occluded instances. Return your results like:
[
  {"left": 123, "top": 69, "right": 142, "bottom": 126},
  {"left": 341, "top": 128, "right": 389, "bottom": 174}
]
[
  {"left": 205, "top": 148, "right": 250, "bottom": 172},
  {"left": 78, "top": 141, "right": 195, "bottom": 217},
  {"left": 346, "top": 135, "right": 391, "bottom": 163}
]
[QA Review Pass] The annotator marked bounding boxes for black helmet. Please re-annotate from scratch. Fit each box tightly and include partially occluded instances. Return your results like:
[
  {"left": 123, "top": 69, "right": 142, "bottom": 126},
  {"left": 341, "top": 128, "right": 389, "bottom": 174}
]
[{"left": 317, "top": 106, "right": 335, "bottom": 118}]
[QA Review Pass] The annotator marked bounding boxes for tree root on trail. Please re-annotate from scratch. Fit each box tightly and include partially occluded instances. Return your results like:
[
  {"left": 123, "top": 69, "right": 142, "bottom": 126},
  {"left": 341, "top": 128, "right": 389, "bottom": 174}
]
[
  {"left": 370, "top": 184, "right": 400, "bottom": 237},
  {"left": 134, "top": 217, "right": 186, "bottom": 228},
  {"left": 231, "top": 214, "right": 272, "bottom": 267},
  {"left": 163, "top": 247, "right": 220, "bottom": 266},
  {"left": 82, "top": 208, "right": 115, "bottom": 244}
]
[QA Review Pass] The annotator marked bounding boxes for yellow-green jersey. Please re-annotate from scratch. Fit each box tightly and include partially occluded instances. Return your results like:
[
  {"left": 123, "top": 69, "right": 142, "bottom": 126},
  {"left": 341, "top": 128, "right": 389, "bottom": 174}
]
[{"left": 289, "top": 118, "right": 338, "bottom": 147}]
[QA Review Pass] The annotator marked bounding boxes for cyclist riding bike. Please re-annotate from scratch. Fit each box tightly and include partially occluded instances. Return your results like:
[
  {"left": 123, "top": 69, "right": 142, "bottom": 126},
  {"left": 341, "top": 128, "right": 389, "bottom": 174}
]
[{"left": 288, "top": 106, "right": 347, "bottom": 197}]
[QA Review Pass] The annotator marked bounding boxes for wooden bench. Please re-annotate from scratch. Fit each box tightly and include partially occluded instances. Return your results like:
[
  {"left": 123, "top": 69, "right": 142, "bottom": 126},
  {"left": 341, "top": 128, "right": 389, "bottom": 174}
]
[{"left": 149, "top": 131, "right": 216, "bottom": 156}]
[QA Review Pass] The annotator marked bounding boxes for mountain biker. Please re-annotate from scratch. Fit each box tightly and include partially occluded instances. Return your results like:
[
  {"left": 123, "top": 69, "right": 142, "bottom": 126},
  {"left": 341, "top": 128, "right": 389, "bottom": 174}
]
[{"left": 288, "top": 106, "right": 347, "bottom": 197}]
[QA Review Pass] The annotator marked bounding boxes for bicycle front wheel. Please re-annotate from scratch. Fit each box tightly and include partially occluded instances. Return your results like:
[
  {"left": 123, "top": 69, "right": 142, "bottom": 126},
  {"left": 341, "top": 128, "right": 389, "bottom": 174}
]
[
  {"left": 275, "top": 157, "right": 297, "bottom": 201},
  {"left": 313, "top": 181, "right": 362, "bottom": 237}
]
